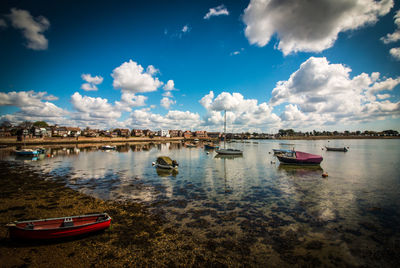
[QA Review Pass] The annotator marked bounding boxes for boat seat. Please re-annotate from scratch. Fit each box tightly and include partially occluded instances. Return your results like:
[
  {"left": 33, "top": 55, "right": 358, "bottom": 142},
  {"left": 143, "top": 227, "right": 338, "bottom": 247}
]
[{"left": 62, "top": 218, "right": 74, "bottom": 227}]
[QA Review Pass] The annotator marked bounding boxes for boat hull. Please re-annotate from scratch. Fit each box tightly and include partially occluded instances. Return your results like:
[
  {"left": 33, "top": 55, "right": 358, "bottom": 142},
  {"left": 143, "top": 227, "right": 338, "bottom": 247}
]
[
  {"left": 155, "top": 164, "right": 178, "bottom": 170},
  {"left": 325, "top": 147, "right": 348, "bottom": 152},
  {"left": 216, "top": 149, "right": 243, "bottom": 155},
  {"left": 276, "top": 151, "right": 323, "bottom": 165},
  {"left": 8, "top": 213, "right": 111, "bottom": 240},
  {"left": 205, "top": 144, "right": 219, "bottom": 149},
  {"left": 15, "top": 150, "right": 38, "bottom": 156}
]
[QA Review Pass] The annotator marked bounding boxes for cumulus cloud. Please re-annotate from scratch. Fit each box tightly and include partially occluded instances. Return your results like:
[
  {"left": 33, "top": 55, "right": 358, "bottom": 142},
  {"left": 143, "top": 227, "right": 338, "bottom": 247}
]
[
  {"left": 381, "top": 9, "right": 400, "bottom": 44},
  {"left": 6, "top": 8, "right": 50, "bottom": 50},
  {"left": 243, "top": 0, "right": 393, "bottom": 55},
  {"left": 127, "top": 109, "right": 200, "bottom": 130},
  {"left": 160, "top": 97, "right": 176, "bottom": 109},
  {"left": 270, "top": 57, "right": 400, "bottom": 127},
  {"left": 163, "top": 80, "right": 175, "bottom": 91},
  {"left": 199, "top": 91, "right": 281, "bottom": 132},
  {"left": 112, "top": 60, "right": 163, "bottom": 93},
  {"left": 0, "top": 90, "right": 66, "bottom": 124},
  {"left": 70, "top": 92, "right": 121, "bottom": 119},
  {"left": 389, "top": 47, "right": 400, "bottom": 60},
  {"left": 0, "top": 90, "right": 57, "bottom": 106},
  {"left": 114, "top": 92, "right": 147, "bottom": 112},
  {"left": 80, "top": 74, "right": 103, "bottom": 91},
  {"left": 204, "top": 5, "right": 229, "bottom": 19}
]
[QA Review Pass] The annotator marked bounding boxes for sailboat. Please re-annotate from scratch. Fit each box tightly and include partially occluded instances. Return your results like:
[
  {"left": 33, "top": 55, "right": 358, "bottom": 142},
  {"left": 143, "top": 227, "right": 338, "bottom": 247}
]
[{"left": 216, "top": 110, "right": 243, "bottom": 156}]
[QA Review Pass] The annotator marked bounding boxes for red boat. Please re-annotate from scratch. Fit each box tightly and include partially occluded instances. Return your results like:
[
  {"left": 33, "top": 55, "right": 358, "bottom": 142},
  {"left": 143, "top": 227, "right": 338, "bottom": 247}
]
[
  {"left": 276, "top": 151, "right": 323, "bottom": 165},
  {"left": 7, "top": 213, "right": 111, "bottom": 240}
]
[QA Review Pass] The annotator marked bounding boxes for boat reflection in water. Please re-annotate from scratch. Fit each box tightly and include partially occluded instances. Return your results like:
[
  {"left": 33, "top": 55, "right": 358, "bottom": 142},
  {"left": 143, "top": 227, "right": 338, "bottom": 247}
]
[
  {"left": 15, "top": 155, "right": 41, "bottom": 161},
  {"left": 156, "top": 168, "right": 179, "bottom": 177},
  {"left": 214, "top": 154, "right": 243, "bottom": 160},
  {"left": 278, "top": 164, "right": 323, "bottom": 177}
]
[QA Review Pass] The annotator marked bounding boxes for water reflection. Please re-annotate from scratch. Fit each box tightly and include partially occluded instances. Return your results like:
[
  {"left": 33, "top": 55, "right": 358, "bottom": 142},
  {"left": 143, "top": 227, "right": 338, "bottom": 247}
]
[
  {"left": 1, "top": 139, "right": 400, "bottom": 266},
  {"left": 278, "top": 164, "right": 323, "bottom": 177}
]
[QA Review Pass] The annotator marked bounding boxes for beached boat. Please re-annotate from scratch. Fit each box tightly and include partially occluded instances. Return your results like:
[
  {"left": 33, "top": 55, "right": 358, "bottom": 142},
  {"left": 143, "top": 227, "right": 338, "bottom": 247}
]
[
  {"left": 7, "top": 213, "right": 111, "bottom": 240},
  {"left": 155, "top": 156, "right": 179, "bottom": 170},
  {"left": 272, "top": 149, "right": 294, "bottom": 155},
  {"left": 100, "top": 145, "right": 116, "bottom": 150},
  {"left": 216, "top": 110, "right": 243, "bottom": 156},
  {"left": 325, "top": 146, "right": 348, "bottom": 152},
  {"left": 276, "top": 151, "right": 323, "bottom": 165},
  {"left": 15, "top": 149, "right": 38, "bottom": 156},
  {"left": 204, "top": 144, "right": 219, "bottom": 150}
]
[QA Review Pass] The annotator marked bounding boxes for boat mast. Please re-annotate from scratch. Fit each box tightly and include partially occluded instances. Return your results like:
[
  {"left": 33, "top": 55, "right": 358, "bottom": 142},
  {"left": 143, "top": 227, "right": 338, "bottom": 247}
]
[{"left": 224, "top": 110, "right": 226, "bottom": 149}]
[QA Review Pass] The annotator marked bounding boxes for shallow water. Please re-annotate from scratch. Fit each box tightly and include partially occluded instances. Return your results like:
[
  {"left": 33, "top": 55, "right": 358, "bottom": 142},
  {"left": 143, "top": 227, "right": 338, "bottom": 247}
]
[{"left": 3, "top": 139, "right": 400, "bottom": 266}]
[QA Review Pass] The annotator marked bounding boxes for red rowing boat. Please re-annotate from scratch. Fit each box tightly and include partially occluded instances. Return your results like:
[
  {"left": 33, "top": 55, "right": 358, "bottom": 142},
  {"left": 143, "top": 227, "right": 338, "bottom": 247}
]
[{"left": 7, "top": 213, "right": 111, "bottom": 240}]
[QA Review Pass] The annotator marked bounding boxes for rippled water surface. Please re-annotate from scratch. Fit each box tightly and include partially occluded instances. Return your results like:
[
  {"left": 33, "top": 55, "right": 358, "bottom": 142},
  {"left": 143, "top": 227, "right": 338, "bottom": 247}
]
[{"left": 3, "top": 139, "right": 400, "bottom": 266}]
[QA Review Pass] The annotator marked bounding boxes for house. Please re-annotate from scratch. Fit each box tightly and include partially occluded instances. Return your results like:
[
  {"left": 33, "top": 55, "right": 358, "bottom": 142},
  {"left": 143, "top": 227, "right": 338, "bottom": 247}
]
[
  {"left": 142, "top": 129, "right": 154, "bottom": 137},
  {"left": 194, "top": 131, "right": 207, "bottom": 138},
  {"left": 158, "top": 129, "right": 170, "bottom": 137},
  {"left": 169, "top": 130, "right": 183, "bottom": 137},
  {"left": 132, "top": 129, "right": 144, "bottom": 137},
  {"left": 66, "top": 127, "right": 81, "bottom": 137},
  {"left": 112, "top": 128, "right": 130, "bottom": 137},
  {"left": 206, "top": 132, "right": 221, "bottom": 139},
  {"left": 183, "top": 131, "right": 193, "bottom": 139}
]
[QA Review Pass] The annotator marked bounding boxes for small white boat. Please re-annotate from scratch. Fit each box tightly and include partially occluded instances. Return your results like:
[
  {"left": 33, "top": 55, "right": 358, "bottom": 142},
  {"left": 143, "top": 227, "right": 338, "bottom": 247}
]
[{"left": 100, "top": 145, "right": 116, "bottom": 150}]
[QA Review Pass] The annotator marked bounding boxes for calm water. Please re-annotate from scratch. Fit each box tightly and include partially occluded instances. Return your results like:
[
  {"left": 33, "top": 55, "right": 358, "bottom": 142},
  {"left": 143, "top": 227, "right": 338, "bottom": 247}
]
[{"left": 3, "top": 139, "right": 400, "bottom": 266}]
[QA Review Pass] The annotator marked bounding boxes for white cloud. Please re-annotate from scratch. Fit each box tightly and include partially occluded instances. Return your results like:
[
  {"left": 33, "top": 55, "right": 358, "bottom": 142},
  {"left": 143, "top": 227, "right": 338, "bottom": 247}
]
[
  {"left": 199, "top": 91, "right": 281, "bottom": 132},
  {"left": 243, "top": 0, "right": 393, "bottom": 55},
  {"left": 270, "top": 57, "right": 400, "bottom": 127},
  {"left": 204, "top": 5, "right": 229, "bottom": 19},
  {"left": 6, "top": 8, "right": 50, "bottom": 50},
  {"left": 127, "top": 109, "right": 200, "bottom": 130},
  {"left": 381, "top": 9, "right": 400, "bottom": 44},
  {"left": 70, "top": 92, "right": 121, "bottom": 119},
  {"left": 160, "top": 97, "right": 176, "bottom": 109},
  {"left": 114, "top": 92, "right": 147, "bottom": 112},
  {"left": 163, "top": 91, "right": 173, "bottom": 98},
  {"left": 80, "top": 74, "right": 103, "bottom": 91},
  {"left": 0, "top": 90, "right": 66, "bottom": 124},
  {"left": 0, "top": 90, "right": 57, "bottom": 106},
  {"left": 182, "top": 24, "right": 190, "bottom": 33},
  {"left": 111, "top": 60, "right": 163, "bottom": 93},
  {"left": 163, "top": 80, "right": 175, "bottom": 91},
  {"left": 389, "top": 47, "right": 400, "bottom": 60}
]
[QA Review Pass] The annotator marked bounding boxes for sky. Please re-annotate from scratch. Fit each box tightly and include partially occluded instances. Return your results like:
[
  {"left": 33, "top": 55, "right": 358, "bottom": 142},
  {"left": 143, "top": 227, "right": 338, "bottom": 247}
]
[{"left": 0, "top": 0, "right": 399, "bottom": 133}]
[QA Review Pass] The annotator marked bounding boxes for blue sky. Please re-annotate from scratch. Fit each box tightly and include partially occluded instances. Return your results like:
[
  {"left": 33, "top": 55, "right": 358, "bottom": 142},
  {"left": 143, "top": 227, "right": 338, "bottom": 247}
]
[{"left": 0, "top": 0, "right": 399, "bottom": 132}]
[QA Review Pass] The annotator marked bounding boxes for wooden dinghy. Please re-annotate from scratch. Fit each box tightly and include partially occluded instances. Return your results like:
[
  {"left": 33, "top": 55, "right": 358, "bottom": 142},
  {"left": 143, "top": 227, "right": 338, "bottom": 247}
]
[{"left": 7, "top": 213, "right": 111, "bottom": 240}]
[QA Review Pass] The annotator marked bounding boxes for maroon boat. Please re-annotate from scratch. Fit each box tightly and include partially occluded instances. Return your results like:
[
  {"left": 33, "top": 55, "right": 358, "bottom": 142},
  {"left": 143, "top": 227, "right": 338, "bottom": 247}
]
[
  {"left": 276, "top": 151, "right": 323, "bottom": 165},
  {"left": 7, "top": 213, "right": 111, "bottom": 240}
]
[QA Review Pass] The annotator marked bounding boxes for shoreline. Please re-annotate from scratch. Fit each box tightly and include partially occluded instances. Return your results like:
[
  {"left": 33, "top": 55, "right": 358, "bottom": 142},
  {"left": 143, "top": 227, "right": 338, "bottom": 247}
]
[
  {"left": 0, "top": 161, "right": 225, "bottom": 266},
  {"left": 0, "top": 135, "right": 398, "bottom": 146}
]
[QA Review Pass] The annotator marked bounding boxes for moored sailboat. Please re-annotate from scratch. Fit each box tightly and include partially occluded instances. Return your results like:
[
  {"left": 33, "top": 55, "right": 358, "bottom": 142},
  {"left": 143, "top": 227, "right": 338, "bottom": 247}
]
[{"left": 216, "top": 110, "right": 243, "bottom": 156}]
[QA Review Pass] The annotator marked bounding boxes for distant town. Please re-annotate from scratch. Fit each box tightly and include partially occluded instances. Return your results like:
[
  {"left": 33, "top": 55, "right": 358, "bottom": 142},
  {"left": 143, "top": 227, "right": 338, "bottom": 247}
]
[{"left": 0, "top": 120, "right": 399, "bottom": 140}]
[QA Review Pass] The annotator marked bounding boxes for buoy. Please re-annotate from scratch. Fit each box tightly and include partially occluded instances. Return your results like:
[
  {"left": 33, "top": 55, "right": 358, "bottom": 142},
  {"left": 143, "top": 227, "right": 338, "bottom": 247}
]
[{"left": 322, "top": 172, "right": 328, "bottom": 178}]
